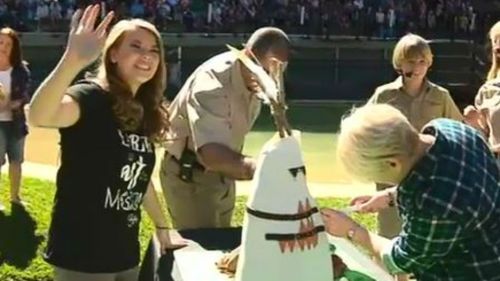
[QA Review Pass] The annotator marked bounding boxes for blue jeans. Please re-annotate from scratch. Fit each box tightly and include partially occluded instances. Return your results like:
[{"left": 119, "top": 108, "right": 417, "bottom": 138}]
[{"left": 0, "top": 121, "right": 25, "bottom": 165}]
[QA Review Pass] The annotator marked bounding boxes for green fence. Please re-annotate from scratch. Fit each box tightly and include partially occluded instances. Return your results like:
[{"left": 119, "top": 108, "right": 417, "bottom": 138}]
[{"left": 21, "top": 39, "right": 480, "bottom": 107}]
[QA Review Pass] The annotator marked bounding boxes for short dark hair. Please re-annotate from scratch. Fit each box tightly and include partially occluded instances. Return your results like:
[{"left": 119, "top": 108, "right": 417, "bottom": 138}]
[{"left": 245, "top": 27, "right": 290, "bottom": 60}]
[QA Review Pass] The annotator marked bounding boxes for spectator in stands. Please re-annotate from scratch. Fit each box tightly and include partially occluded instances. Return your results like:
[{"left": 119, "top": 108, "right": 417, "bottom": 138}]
[
  {"left": 65, "top": 4, "right": 74, "bottom": 20},
  {"left": 168, "top": 0, "right": 179, "bottom": 8},
  {"left": 182, "top": 5, "right": 194, "bottom": 32},
  {"left": 0, "top": 1, "right": 7, "bottom": 18},
  {"left": 0, "top": 0, "right": 485, "bottom": 38},
  {"left": 130, "top": 0, "right": 145, "bottom": 18},
  {"left": 155, "top": 0, "right": 171, "bottom": 31},
  {"left": 0, "top": 27, "right": 31, "bottom": 212},
  {"left": 375, "top": 7, "right": 385, "bottom": 38},
  {"left": 387, "top": 6, "right": 396, "bottom": 38},
  {"left": 28, "top": 5, "right": 188, "bottom": 280},
  {"left": 468, "top": 7, "right": 477, "bottom": 38},
  {"left": 364, "top": 6, "right": 376, "bottom": 38},
  {"left": 427, "top": 10, "right": 436, "bottom": 31},
  {"left": 115, "top": 1, "right": 130, "bottom": 20},
  {"left": 27, "top": 0, "right": 38, "bottom": 22},
  {"left": 36, "top": 1, "right": 49, "bottom": 31},
  {"left": 49, "top": 0, "right": 63, "bottom": 28}
]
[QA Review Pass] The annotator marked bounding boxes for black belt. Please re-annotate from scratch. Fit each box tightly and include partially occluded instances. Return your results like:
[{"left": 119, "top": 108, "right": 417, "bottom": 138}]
[
  {"left": 246, "top": 206, "right": 319, "bottom": 221},
  {"left": 169, "top": 152, "right": 206, "bottom": 172}
]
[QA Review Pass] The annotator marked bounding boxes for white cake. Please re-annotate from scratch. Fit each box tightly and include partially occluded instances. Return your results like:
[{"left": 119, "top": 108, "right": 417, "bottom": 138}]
[
  {"left": 235, "top": 133, "right": 333, "bottom": 281},
  {"left": 170, "top": 133, "right": 394, "bottom": 281}
]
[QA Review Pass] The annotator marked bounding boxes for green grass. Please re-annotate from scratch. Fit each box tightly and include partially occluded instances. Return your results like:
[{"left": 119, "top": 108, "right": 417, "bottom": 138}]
[
  {"left": 0, "top": 103, "right": 370, "bottom": 280},
  {"left": 0, "top": 176, "right": 376, "bottom": 281}
]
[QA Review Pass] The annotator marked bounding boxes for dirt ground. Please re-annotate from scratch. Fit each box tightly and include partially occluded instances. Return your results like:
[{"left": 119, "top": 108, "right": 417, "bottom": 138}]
[
  {"left": 25, "top": 126, "right": 60, "bottom": 166},
  {"left": 22, "top": 126, "right": 374, "bottom": 197}
]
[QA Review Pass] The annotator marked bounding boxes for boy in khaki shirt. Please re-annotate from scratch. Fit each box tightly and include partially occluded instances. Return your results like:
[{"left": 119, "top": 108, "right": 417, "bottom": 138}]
[
  {"left": 160, "top": 27, "right": 291, "bottom": 230},
  {"left": 363, "top": 34, "right": 463, "bottom": 240}
]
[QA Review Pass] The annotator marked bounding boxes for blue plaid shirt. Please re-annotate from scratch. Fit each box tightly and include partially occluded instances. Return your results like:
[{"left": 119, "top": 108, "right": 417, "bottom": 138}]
[{"left": 382, "top": 119, "right": 500, "bottom": 280}]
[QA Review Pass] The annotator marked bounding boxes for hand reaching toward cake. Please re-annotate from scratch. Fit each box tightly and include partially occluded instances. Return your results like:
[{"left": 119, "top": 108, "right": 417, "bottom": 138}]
[
  {"left": 156, "top": 229, "right": 189, "bottom": 254},
  {"left": 463, "top": 105, "right": 489, "bottom": 135},
  {"left": 349, "top": 189, "right": 394, "bottom": 213},
  {"left": 216, "top": 246, "right": 241, "bottom": 277}
]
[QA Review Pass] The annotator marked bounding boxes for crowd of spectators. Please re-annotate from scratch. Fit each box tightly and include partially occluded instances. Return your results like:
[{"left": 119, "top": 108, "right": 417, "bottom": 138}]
[{"left": 0, "top": 0, "right": 497, "bottom": 41}]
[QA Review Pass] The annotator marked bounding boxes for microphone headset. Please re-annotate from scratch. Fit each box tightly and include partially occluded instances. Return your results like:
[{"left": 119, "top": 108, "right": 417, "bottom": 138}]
[{"left": 396, "top": 69, "right": 413, "bottom": 78}]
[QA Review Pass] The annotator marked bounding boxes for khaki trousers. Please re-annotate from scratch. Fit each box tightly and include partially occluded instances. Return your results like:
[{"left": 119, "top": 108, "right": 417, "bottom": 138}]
[
  {"left": 160, "top": 154, "right": 235, "bottom": 230},
  {"left": 376, "top": 183, "right": 402, "bottom": 238}
]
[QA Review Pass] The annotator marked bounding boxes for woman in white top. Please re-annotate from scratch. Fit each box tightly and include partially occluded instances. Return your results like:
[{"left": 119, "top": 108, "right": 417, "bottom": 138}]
[{"left": 0, "top": 27, "right": 32, "bottom": 211}]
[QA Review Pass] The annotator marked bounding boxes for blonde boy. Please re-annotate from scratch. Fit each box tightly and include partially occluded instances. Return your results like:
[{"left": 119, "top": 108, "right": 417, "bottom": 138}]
[
  {"left": 322, "top": 104, "right": 500, "bottom": 280},
  {"left": 366, "top": 34, "right": 462, "bottom": 238}
]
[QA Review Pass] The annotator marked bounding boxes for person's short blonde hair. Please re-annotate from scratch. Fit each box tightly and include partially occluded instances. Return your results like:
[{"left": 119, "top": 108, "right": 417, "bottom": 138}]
[
  {"left": 392, "top": 34, "right": 433, "bottom": 71},
  {"left": 337, "top": 104, "right": 419, "bottom": 182}
]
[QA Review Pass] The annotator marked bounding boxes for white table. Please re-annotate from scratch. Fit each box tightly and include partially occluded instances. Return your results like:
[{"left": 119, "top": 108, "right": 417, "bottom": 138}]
[{"left": 170, "top": 234, "right": 394, "bottom": 281}]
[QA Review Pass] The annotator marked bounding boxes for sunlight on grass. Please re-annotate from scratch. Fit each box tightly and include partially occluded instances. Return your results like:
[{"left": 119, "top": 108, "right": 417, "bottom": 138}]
[
  {"left": 0, "top": 177, "right": 375, "bottom": 281},
  {"left": 244, "top": 131, "right": 350, "bottom": 183},
  {"left": 1, "top": 103, "right": 367, "bottom": 280},
  {"left": 243, "top": 103, "right": 356, "bottom": 183}
]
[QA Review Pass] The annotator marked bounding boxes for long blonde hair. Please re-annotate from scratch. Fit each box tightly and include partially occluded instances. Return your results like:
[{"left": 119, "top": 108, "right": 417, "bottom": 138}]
[
  {"left": 96, "top": 19, "right": 169, "bottom": 142},
  {"left": 487, "top": 21, "right": 500, "bottom": 81}
]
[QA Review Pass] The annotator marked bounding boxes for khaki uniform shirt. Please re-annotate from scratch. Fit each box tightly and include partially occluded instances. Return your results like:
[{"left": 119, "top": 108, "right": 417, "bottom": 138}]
[
  {"left": 475, "top": 79, "right": 500, "bottom": 148},
  {"left": 165, "top": 51, "right": 262, "bottom": 160},
  {"left": 368, "top": 77, "right": 463, "bottom": 131}
]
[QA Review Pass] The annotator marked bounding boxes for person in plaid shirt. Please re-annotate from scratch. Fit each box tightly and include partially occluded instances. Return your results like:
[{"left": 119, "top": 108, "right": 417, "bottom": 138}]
[{"left": 322, "top": 104, "right": 500, "bottom": 280}]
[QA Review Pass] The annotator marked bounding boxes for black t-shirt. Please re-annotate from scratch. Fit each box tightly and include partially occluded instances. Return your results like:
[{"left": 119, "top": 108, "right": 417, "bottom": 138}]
[{"left": 44, "top": 81, "right": 156, "bottom": 273}]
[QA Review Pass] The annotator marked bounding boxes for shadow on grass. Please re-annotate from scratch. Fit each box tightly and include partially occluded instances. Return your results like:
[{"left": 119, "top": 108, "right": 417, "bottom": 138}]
[{"left": 0, "top": 204, "right": 44, "bottom": 269}]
